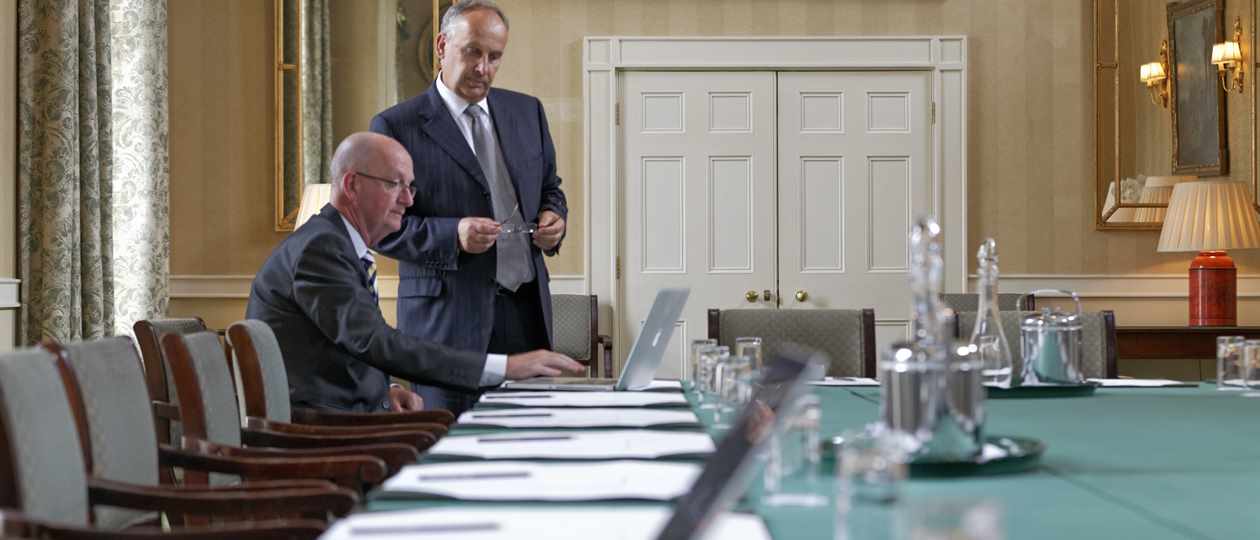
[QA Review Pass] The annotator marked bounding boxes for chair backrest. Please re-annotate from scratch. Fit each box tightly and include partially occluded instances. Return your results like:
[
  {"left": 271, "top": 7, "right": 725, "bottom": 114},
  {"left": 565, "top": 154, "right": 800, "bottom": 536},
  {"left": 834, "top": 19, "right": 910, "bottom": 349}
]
[
  {"left": 226, "top": 320, "right": 293, "bottom": 423},
  {"left": 708, "top": 309, "right": 876, "bottom": 377},
  {"left": 0, "top": 348, "right": 90, "bottom": 526},
  {"left": 550, "top": 294, "right": 597, "bottom": 364},
  {"left": 162, "top": 331, "right": 243, "bottom": 486},
  {"left": 940, "top": 293, "right": 1034, "bottom": 313},
  {"left": 133, "top": 318, "right": 209, "bottom": 404},
  {"left": 955, "top": 310, "right": 1118, "bottom": 378},
  {"left": 54, "top": 337, "right": 162, "bottom": 529}
]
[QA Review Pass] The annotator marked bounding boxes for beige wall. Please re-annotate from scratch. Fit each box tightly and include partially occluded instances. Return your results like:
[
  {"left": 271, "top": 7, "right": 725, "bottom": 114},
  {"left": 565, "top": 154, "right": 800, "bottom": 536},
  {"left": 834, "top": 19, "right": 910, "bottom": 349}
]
[
  {"left": 167, "top": 0, "right": 1260, "bottom": 330},
  {"left": 1, "top": 0, "right": 15, "bottom": 348}
]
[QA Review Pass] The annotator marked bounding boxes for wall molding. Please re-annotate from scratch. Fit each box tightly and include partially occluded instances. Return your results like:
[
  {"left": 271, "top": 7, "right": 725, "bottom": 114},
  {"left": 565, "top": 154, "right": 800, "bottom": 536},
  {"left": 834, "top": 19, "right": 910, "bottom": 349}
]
[
  {"left": 169, "top": 274, "right": 588, "bottom": 299},
  {"left": 0, "top": 278, "right": 19, "bottom": 310},
  {"left": 968, "top": 273, "right": 1260, "bottom": 298}
]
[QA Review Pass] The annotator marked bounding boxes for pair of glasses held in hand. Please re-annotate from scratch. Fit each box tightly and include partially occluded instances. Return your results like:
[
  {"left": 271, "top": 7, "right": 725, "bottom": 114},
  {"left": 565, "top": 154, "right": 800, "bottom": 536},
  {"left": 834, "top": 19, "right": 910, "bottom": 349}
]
[{"left": 498, "top": 203, "right": 537, "bottom": 236}]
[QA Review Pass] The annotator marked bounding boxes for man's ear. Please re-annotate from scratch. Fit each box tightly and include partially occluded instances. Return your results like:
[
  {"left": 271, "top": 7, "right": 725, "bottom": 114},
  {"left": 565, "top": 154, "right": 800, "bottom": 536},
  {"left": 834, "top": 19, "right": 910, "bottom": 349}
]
[
  {"left": 339, "top": 171, "right": 358, "bottom": 200},
  {"left": 435, "top": 31, "right": 448, "bottom": 63}
]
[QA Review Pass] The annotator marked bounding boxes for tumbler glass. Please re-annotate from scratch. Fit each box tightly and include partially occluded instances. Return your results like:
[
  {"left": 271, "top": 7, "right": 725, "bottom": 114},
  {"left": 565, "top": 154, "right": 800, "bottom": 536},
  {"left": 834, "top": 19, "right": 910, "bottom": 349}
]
[
  {"left": 1243, "top": 339, "right": 1260, "bottom": 397},
  {"left": 1217, "top": 336, "right": 1245, "bottom": 390},
  {"left": 735, "top": 337, "right": 765, "bottom": 370},
  {"left": 688, "top": 339, "right": 718, "bottom": 389},
  {"left": 763, "top": 394, "right": 826, "bottom": 507}
]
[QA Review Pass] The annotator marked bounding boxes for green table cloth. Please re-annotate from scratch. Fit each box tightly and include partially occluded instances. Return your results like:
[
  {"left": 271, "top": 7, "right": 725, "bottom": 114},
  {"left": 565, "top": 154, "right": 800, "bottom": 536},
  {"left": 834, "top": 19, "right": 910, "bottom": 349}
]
[{"left": 366, "top": 386, "right": 1260, "bottom": 539}]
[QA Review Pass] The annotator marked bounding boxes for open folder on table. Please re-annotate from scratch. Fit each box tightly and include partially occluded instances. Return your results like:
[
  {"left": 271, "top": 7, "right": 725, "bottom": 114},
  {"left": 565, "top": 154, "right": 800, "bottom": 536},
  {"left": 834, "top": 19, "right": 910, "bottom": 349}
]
[
  {"left": 426, "top": 429, "right": 715, "bottom": 461},
  {"left": 477, "top": 390, "right": 689, "bottom": 408},
  {"left": 324, "top": 346, "right": 822, "bottom": 540},
  {"left": 457, "top": 407, "right": 701, "bottom": 429},
  {"left": 376, "top": 460, "right": 702, "bottom": 501}
]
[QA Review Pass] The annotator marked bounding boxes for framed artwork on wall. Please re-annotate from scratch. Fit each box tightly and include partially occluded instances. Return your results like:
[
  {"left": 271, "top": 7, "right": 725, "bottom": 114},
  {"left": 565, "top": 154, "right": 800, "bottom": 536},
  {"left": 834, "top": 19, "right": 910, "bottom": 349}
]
[{"left": 1168, "top": 0, "right": 1228, "bottom": 176}]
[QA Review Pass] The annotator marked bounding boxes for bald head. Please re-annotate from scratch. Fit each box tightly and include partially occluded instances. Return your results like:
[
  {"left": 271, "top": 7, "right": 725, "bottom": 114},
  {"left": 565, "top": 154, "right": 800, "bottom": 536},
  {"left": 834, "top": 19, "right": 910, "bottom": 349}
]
[{"left": 330, "top": 132, "right": 416, "bottom": 247}]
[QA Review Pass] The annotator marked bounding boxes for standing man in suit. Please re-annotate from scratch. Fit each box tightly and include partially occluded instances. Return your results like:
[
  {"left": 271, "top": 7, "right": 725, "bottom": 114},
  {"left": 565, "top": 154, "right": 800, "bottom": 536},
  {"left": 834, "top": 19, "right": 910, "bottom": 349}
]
[
  {"left": 246, "top": 132, "right": 583, "bottom": 413},
  {"left": 371, "top": 0, "right": 569, "bottom": 413}
]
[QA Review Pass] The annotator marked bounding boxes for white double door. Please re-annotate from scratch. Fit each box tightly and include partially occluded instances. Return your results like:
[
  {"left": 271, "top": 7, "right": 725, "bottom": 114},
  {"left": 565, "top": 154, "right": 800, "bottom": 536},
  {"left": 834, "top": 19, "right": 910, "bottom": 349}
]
[{"left": 622, "top": 70, "right": 932, "bottom": 378}]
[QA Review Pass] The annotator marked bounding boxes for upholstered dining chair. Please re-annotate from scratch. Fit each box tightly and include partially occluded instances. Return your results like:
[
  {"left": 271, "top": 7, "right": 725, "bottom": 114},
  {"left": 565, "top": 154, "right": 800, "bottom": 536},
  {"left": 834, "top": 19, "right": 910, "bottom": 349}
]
[
  {"left": 940, "top": 293, "right": 1035, "bottom": 313},
  {"left": 226, "top": 319, "right": 453, "bottom": 433},
  {"left": 0, "top": 346, "right": 335, "bottom": 539},
  {"left": 954, "top": 310, "right": 1118, "bottom": 378},
  {"left": 550, "top": 294, "right": 613, "bottom": 377},
  {"left": 132, "top": 318, "right": 216, "bottom": 449},
  {"left": 162, "top": 331, "right": 427, "bottom": 489},
  {"left": 707, "top": 308, "right": 877, "bottom": 377}
]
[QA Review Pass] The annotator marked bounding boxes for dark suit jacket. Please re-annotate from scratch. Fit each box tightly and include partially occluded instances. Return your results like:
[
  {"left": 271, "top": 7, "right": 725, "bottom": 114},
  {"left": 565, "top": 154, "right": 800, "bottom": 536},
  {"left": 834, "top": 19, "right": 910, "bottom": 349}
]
[
  {"left": 369, "top": 84, "right": 568, "bottom": 355},
  {"left": 245, "top": 204, "right": 486, "bottom": 412}
]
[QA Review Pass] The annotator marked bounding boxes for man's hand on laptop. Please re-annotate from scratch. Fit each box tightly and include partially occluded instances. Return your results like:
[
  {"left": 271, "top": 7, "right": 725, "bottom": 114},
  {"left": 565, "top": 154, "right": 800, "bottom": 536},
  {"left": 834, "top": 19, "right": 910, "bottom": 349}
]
[{"left": 506, "top": 350, "right": 586, "bottom": 379}]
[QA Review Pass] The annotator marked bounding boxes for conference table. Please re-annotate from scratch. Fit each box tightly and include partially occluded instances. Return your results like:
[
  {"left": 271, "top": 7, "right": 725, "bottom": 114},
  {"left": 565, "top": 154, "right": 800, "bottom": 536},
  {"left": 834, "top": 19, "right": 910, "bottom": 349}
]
[{"left": 365, "top": 384, "right": 1260, "bottom": 539}]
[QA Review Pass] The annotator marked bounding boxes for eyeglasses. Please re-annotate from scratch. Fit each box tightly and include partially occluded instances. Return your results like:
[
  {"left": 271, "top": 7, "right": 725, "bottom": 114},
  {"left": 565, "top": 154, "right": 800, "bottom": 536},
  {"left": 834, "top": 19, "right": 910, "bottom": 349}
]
[
  {"left": 498, "top": 202, "right": 537, "bottom": 236},
  {"left": 354, "top": 171, "right": 417, "bottom": 197}
]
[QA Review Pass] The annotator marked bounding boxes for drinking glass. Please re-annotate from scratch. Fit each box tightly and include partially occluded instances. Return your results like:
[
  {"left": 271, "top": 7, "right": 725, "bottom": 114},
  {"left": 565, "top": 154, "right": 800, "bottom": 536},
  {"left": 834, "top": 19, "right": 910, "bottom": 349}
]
[
  {"left": 1243, "top": 339, "right": 1260, "bottom": 397},
  {"left": 894, "top": 499, "right": 1004, "bottom": 540},
  {"left": 688, "top": 339, "right": 718, "bottom": 389},
  {"left": 762, "top": 394, "right": 826, "bottom": 507},
  {"left": 1217, "top": 336, "right": 1246, "bottom": 390},
  {"left": 735, "top": 337, "right": 765, "bottom": 370},
  {"left": 835, "top": 426, "right": 907, "bottom": 509},
  {"left": 713, "top": 351, "right": 748, "bottom": 429},
  {"left": 698, "top": 345, "right": 728, "bottom": 411}
]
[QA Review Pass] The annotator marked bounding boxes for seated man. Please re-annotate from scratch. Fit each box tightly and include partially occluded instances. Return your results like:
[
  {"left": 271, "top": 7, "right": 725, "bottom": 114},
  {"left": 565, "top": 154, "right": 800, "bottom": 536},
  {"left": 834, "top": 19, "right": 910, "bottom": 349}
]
[{"left": 246, "top": 132, "right": 583, "bottom": 413}]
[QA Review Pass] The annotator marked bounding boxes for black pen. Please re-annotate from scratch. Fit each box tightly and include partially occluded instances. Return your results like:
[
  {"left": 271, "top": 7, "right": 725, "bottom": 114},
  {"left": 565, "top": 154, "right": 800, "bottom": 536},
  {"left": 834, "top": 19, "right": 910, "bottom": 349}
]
[
  {"left": 476, "top": 435, "right": 574, "bottom": 443},
  {"left": 418, "top": 471, "right": 533, "bottom": 481},
  {"left": 350, "top": 522, "right": 500, "bottom": 535},
  {"left": 469, "top": 412, "right": 555, "bottom": 418},
  {"left": 482, "top": 394, "right": 553, "bottom": 399}
]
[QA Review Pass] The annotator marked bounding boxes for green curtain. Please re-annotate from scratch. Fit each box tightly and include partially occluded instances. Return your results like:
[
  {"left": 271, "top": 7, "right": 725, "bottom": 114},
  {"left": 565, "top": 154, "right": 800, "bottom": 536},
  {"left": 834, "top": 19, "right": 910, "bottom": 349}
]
[
  {"left": 301, "top": 0, "right": 332, "bottom": 186},
  {"left": 17, "top": 0, "right": 168, "bottom": 344}
]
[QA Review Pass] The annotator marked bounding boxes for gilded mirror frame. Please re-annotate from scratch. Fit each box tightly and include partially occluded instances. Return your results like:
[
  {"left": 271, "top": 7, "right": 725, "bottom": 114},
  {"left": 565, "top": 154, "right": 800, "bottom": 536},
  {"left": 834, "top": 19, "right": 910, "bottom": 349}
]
[
  {"left": 274, "top": 0, "right": 301, "bottom": 231},
  {"left": 1094, "top": 0, "right": 1258, "bottom": 230}
]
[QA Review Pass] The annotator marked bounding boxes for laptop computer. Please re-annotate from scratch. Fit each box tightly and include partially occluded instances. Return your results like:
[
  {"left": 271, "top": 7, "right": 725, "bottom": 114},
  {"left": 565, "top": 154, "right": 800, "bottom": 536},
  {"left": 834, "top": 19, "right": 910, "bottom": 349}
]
[
  {"left": 499, "top": 287, "right": 690, "bottom": 392},
  {"left": 321, "top": 347, "right": 821, "bottom": 540}
]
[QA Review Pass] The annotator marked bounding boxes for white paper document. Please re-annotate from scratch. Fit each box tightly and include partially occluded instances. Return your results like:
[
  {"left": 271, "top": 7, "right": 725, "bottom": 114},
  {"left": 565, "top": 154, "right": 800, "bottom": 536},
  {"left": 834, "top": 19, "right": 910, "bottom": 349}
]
[
  {"left": 808, "top": 377, "right": 880, "bottom": 387},
  {"left": 379, "top": 460, "right": 701, "bottom": 501},
  {"left": 641, "top": 379, "right": 683, "bottom": 391},
  {"left": 478, "top": 391, "right": 689, "bottom": 408},
  {"left": 457, "top": 407, "right": 700, "bottom": 429},
  {"left": 1088, "top": 378, "right": 1196, "bottom": 387},
  {"left": 427, "top": 429, "right": 715, "bottom": 460},
  {"left": 320, "top": 507, "right": 771, "bottom": 540}
]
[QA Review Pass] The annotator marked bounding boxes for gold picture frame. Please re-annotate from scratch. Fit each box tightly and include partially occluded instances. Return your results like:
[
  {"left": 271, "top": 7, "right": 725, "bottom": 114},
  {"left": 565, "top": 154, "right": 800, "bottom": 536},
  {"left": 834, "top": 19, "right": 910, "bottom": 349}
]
[{"left": 1168, "top": 0, "right": 1229, "bottom": 176}]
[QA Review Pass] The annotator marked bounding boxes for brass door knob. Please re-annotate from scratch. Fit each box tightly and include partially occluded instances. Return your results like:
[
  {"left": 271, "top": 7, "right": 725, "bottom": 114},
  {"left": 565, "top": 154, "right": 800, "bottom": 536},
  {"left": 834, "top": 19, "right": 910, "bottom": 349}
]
[
  {"left": 795, "top": 290, "right": 809, "bottom": 302},
  {"left": 745, "top": 290, "right": 759, "bottom": 303}
]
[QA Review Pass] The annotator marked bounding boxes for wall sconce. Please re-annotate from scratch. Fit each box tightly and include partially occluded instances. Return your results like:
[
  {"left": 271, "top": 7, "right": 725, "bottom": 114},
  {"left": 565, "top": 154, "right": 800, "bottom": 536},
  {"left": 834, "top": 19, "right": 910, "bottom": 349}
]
[
  {"left": 1212, "top": 17, "right": 1245, "bottom": 93},
  {"left": 1140, "top": 40, "right": 1170, "bottom": 108}
]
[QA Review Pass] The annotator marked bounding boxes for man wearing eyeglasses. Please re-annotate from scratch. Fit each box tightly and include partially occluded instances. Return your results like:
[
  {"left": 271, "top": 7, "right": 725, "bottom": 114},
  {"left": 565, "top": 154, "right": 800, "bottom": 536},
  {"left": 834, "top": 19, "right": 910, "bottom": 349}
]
[
  {"left": 370, "top": 0, "right": 570, "bottom": 413},
  {"left": 246, "top": 132, "right": 583, "bottom": 414}
]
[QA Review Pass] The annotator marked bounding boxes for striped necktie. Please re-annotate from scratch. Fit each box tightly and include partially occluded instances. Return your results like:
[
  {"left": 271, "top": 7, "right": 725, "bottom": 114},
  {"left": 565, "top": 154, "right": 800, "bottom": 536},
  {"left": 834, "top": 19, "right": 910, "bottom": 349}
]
[{"left": 360, "top": 255, "right": 378, "bottom": 302}]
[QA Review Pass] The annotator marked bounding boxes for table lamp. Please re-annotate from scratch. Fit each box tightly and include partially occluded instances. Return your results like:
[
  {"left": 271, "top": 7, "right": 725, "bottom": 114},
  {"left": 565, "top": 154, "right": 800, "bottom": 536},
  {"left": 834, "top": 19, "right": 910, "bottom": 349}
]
[
  {"left": 295, "top": 183, "right": 332, "bottom": 229},
  {"left": 1157, "top": 180, "right": 1260, "bottom": 326}
]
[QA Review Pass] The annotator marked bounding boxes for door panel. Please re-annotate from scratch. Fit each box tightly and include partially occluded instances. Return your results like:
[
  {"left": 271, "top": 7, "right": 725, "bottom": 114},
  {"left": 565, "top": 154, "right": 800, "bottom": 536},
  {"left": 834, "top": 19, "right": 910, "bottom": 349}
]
[
  {"left": 777, "top": 71, "right": 933, "bottom": 351},
  {"left": 621, "top": 71, "right": 777, "bottom": 379}
]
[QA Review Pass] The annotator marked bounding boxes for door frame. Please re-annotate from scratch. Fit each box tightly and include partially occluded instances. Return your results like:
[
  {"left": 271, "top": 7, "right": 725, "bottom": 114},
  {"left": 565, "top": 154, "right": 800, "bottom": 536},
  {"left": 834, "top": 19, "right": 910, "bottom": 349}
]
[{"left": 582, "top": 36, "right": 969, "bottom": 366}]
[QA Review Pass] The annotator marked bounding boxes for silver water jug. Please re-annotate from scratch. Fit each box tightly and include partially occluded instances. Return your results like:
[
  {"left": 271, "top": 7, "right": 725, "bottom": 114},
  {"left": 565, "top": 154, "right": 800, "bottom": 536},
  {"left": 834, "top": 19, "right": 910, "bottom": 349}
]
[
  {"left": 879, "top": 341, "right": 985, "bottom": 461},
  {"left": 1019, "top": 289, "right": 1085, "bottom": 384}
]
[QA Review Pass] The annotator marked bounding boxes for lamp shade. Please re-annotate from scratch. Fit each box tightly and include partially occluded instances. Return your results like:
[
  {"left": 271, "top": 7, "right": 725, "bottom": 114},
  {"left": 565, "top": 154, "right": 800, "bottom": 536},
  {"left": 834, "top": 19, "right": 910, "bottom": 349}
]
[
  {"left": 295, "top": 183, "right": 332, "bottom": 230},
  {"left": 1140, "top": 62, "right": 1166, "bottom": 83},
  {"left": 1158, "top": 180, "right": 1260, "bottom": 252},
  {"left": 1211, "top": 41, "right": 1242, "bottom": 65},
  {"left": 1133, "top": 176, "right": 1192, "bottom": 223}
]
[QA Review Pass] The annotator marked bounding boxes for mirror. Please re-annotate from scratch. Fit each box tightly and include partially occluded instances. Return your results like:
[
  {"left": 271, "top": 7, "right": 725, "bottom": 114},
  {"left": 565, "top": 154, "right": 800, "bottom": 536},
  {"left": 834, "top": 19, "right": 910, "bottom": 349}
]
[
  {"left": 1095, "top": 0, "right": 1255, "bottom": 230},
  {"left": 274, "top": 0, "right": 448, "bottom": 231}
]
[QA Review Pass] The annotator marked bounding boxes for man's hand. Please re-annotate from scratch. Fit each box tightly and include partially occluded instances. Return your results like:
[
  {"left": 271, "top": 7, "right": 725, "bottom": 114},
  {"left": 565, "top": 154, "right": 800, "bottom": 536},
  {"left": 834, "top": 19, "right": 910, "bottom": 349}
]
[
  {"left": 388, "top": 385, "right": 424, "bottom": 412},
  {"left": 458, "top": 217, "right": 500, "bottom": 254},
  {"left": 532, "top": 210, "right": 565, "bottom": 251},
  {"left": 505, "top": 349, "right": 586, "bottom": 379}
]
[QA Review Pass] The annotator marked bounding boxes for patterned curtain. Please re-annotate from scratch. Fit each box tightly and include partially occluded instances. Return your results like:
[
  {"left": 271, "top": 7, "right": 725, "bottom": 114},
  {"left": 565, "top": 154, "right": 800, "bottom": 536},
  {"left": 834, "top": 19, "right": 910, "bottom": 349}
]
[
  {"left": 301, "top": 0, "right": 332, "bottom": 186},
  {"left": 17, "top": 0, "right": 168, "bottom": 343}
]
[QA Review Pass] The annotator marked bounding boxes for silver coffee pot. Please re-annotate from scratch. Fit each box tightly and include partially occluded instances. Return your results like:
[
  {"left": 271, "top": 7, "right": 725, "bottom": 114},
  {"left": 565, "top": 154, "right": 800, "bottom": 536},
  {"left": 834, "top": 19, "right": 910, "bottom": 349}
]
[{"left": 1019, "top": 289, "right": 1086, "bottom": 385}]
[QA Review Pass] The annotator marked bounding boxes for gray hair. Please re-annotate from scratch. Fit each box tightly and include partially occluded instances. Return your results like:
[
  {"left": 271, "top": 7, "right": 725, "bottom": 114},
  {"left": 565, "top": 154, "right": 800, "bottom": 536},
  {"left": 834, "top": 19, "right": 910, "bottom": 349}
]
[{"left": 440, "top": 0, "right": 509, "bottom": 37}]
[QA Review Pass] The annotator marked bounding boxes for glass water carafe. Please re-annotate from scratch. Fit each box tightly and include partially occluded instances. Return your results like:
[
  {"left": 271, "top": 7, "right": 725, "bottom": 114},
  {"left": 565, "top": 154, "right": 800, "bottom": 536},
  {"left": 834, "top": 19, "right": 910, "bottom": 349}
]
[{"left": 970, "top": 238, "right": 1014, "bottom": 387}]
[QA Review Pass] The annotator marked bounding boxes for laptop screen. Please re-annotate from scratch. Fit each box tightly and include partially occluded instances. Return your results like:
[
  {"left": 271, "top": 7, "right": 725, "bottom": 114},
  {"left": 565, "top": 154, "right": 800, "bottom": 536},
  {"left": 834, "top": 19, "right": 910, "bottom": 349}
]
[
  {"left": 655, "top": 345, "right": 823, "bottom": 540},
  {"left": 616, "top": 287, "right": 690, "bottom": 390}
]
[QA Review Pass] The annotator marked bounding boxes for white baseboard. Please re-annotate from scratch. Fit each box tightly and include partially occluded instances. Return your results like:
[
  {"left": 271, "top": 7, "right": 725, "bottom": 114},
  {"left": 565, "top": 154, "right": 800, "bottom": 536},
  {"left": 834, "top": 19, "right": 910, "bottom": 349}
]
[
  {"left": 969, "top": 273, "right": 1260, "bottom": 298},
  {"left": 170, "top": 274, "right": 587, "bottom": 299}
]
